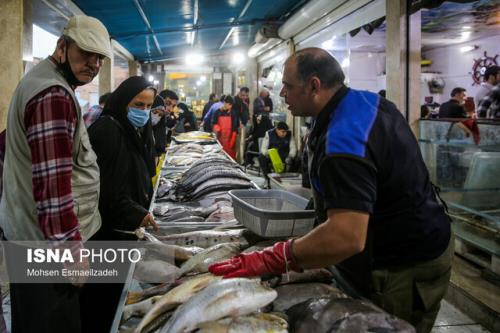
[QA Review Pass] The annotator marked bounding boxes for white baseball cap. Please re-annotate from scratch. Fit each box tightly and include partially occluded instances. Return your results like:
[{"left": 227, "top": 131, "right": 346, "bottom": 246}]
[{"left": 63, "top": 15, "right": 113, "bottom": 59}]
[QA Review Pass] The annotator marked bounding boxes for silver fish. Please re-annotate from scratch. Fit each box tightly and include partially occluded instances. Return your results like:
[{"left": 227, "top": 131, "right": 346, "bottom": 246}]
[
  {"left": 122, "top": 295, "right": 162, "bottom": 322},
  {"left": 286, "top": 297, "right": 415, "bottom": 333},
  {"left": 160, "top": 278, "right": 278, "bottom": 333},
  {"left": 144, "top": 242, "right": 204, "bottom": 263},
  {"left": 134, "top": 273, "right": 220, "bottom": 333},
  {"left": 197, "top": 312, "right": 288, "bottom": 333},
  {"left": 272, "top": 282, "right": 347, "bottom": 312},
  {"left": 175, "top": 242, "right": 241, "bottom": 278},
  {"left": 156, "top": 229, "right": 247, "bottom": 248},
  {"left": 133, "top": 259, "right": 179, "bottom": 284}
]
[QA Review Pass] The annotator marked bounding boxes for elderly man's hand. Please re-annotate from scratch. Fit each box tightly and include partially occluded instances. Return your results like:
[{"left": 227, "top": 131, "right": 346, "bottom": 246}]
[{"left": 208, "top": 240, "right": 301, "bottom": 278}]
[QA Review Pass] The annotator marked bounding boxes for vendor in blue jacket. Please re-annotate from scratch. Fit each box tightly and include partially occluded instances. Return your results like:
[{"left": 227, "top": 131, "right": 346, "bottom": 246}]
[{"left": 210, "top": 48, "right": 453, "bottom": 333}]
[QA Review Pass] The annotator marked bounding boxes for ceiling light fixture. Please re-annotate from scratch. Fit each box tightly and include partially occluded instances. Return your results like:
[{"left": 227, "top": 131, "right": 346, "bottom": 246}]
[
  {"left": 232, "top": 52, "right": 245, "bottom": 65},
  {"left": 185, "top": 53, "right": 204, "bottom": 66},
  {"left": 148, "top": 75, "right": 154, "bottom": 82}
]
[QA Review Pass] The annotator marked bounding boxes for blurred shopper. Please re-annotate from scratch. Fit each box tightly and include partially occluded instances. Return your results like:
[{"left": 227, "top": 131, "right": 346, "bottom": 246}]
[
  {"left": 253, "top": 90, "right": 272, "bottom": 116},
  {"left": 151, "top": 95, "right": 167, "bottom": 162},
  {"left": 85, "top": 76, "right": 158, "bottom": 332},
  {"left": 0, "top": 15, "right": 112, "bottom": 333},
  {"left": 477, "top": 83, "right": 500, "bottom": 119},
  {"left": 212, "top": 96, "right": 239, "bottom": 159},
  {"left": 202, "top": 93, "right": 218, "bottom": 120},
  {"left": 439, "top": 87, "right": 467, "bottom": 118},
  {"left": 202, "top": 95, "right": 225, "bottom": 132},
  {"left": 244, "top": 113, "right": 273, "bottom": 166},
  {"left": 83, "top": 92, "right": 111, "bottom": 127},
  {"left": 259, "top": 121, "right": 297, "bottom": 178},
  {"left": 159, "top": 89, "right": 179, "bottom": 143},
  {"left": 233, "top": 86, "right": 250, "bottom": 126},
  {"left": 475, "top": 65, "right": 500, "bottom": 110},
  {"left": 175, "top": 102, "right": 198, "bottom": 133}
]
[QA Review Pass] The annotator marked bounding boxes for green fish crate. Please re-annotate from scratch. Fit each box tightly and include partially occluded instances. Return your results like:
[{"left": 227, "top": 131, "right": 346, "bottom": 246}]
[{"left": 229, "top": 189, "right": 315, "bottom": 237}]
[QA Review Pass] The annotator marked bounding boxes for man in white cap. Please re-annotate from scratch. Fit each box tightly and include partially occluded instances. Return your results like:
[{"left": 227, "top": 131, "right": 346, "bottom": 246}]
[{"left": 0, "top": 15, "right": 112, "bottom": 333}]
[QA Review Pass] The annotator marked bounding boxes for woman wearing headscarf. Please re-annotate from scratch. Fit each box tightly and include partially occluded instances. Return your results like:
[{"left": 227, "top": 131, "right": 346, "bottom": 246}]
[
  {"left": 175, "top": 102, "right": 198, "bottom": 133},
  {"left": 151, "top": 95, "right": 167, "bottom": 162},
  {"left": 88, "top": 76, "right": 158, "bottom": 239},
  {"left": 80, "top": 76, "right": 158, "bottom": 332}
]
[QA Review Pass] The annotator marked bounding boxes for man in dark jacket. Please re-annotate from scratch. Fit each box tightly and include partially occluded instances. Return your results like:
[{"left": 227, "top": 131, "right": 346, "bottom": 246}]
[
  {"left": 159, "top": 89, "right": 179, "bottom": 143},
  {"left": 439, "top": 87, "right": 467, "bottom": 118},
  {"left": 151, "top": 95, "right": 167, "bottom": 162},
  {"left": 233, "top": 86, "right": 250, "bottom": 126}
]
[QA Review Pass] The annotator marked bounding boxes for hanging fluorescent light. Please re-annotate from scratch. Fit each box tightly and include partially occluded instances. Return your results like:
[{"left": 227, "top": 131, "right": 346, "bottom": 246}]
[
  {"left": 200, "top": 75, "right": 207, "bottom": 82},
  {"left": 232, "top": 52, "right": 245, "bottom": 65},
  {"left": 233, "top": 33, "right": 239, "bottom": 46},
  {"left": 185, "top": 53, "right": 204, "bottom": 66},
  {"left": 196, "top": 80, "right": 201, "bottom": 86},
  {"left": 148, "top": 75, "right": 154, "bottom": 82},
  {"left": 153, "top": 80, "right": 159, "bottom": 85}
]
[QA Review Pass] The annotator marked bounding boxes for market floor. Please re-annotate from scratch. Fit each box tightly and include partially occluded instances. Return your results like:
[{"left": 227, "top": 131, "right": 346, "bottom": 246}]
[{"left": 0, "top": 293, "right": 491, "bottom": 333}]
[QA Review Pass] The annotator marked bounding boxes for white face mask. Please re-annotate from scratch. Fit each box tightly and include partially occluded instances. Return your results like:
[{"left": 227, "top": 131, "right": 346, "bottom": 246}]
[{"left": 151, "top": 113, "right": 162, "bottom": 126}]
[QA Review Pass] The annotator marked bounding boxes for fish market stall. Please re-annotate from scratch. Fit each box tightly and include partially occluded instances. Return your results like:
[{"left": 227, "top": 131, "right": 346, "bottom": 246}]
[{"left": 112, "top": 133, "right": 416, "bottom": 333}]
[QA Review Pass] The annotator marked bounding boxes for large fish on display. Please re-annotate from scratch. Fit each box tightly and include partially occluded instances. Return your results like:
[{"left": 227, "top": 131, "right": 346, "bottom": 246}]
[
  {"left": 160, "top": 278, "right": 278, "bottom": 333},
  {"left": 286, "top": 297, "right": 415, "bottom": 333},
  {"left": 197, "top": 312, "right": 288, "bottom": 333}
]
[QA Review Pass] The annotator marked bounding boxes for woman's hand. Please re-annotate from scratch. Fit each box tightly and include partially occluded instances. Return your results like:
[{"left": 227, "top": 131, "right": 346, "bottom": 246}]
[{"left": 140, "top": 213, "right": 158, "bottom": 231}]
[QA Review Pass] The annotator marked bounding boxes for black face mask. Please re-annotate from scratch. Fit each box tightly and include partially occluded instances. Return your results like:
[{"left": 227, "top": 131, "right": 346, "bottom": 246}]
[{"left": 57, "top": 43, "right": 86, "bottom": 87}]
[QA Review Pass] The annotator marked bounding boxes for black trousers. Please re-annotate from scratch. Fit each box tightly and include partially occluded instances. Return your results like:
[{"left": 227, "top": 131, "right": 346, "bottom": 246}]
[
  {"left": 4, "top": 240, "right": 81, "bottom": 333},
  {"left": 79, "top": 282, "right": 124, "bottom": 333}
]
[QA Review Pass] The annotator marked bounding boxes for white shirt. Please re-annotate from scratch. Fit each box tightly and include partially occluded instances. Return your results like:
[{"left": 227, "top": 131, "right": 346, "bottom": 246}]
[{"left": 475, "top": 82, "right": 494, "bottom": 109}]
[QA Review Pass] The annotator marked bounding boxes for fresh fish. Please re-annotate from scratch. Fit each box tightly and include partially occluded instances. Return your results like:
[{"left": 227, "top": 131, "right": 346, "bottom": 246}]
[
  {"left": 133, "top": 259, "right": 179, "bottom": 284},
  {"left": 176, "top": 242, "right": 241, "bottom": 278},
  {"left": 160, "top": 278, "right": 278, "bottom": 333},
  {"left": 156, "top": 229, "right": 248, "bottom": 248},
  {"left": 122, "top": 295, "right": 162, "bottom": 322},
  {"left": 177, "top": 168, "right": 250, "bottom": 193},
  {"left": 272, "top": 283, "right": 347, "bottom": 312},
  {"left": 134, "top": 273, "right": 220, "bottom": 333},
  {"left": 205, "top": 205, "right": 235, "bottom": 222},
  {"left": 127, "top": 283, "right": 173, "bottom": 305},
  {"left": 286, "top": 297, "right": 415, "bottom": 333},
  {"left": 144, "top": 242, "right": 204, "bottom": 262},
  {"left": 185, "top": 179, "right": 253, "bottom": 201},
  {"left": 197, "top": 312, "right": 288, "bottom": 333},
  {"left": 267, "top": 268, "right": 335, "bottom": 287}
]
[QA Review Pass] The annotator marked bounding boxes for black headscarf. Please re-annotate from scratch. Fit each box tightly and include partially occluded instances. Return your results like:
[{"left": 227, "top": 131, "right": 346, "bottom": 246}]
[{"left": 100, "top": 76, "right": 157, "bottom": 176}]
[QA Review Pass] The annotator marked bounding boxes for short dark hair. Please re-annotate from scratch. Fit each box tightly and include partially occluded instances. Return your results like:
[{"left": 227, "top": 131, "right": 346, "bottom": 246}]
[
  {"left": 276, "top": 121, "right": 289, "bottom": 131},
  {"left": 99, "top": 92, "right": 111, "bottom": 105},
  {"left": 209, "top": 93, "right": 216, "bottom": 100},
  {"left": 378, "top": 89, "right": 386, "bottom": 98},
  {"left": 293, "top": 48, "right": 345, "bottom": 88},
  {"left": 484, "top": 65, "right": 500, "bottom": 81},
  {"left": 224, "top": 95, "right": 234, "bottom": 105},
  {"left": 239, "top": 87, "right": 249, "bottom": 93},
  {"left": 451, "top": 87, "right": 466, "bottom": 97},
  {"left": 159, "top": 89, "right": 179, "bottom": 101},
  {"left": 220, "top": 95, "right": 226, "bottom": 102}
]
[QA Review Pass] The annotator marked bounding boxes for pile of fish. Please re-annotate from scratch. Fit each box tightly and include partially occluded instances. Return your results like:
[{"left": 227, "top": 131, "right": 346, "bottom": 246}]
[
  {"left": 120, "top": 228, "right": 415, "bottom": 333},
  {"left": 160, "top": 155, "right": 254, "bottom": 202},
  {"left": 173, "top": 131, "right": 217, "bottom": 144}
]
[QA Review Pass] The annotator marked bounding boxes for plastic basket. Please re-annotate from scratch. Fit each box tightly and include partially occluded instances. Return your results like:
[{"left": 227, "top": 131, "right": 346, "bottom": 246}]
[{"left": 229, "top": 189, "right": 315, "bottom": 237}]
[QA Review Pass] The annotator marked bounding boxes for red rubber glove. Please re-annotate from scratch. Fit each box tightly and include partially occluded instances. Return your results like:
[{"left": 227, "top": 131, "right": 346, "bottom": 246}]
[
  {"left": 229, "top": 132, "right": 237, "bottom": 148},
  {"left": 213, "top": 124, "right": 221, "bottom": 133},
  {"left": 208, "top": 240, "right": 301, "bottom": 278}
]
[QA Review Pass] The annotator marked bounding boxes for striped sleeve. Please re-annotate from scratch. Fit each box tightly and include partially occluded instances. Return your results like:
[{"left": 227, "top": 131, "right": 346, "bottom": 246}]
[{"left": 24, "top": 86, "right": 82, "bottom": 242}]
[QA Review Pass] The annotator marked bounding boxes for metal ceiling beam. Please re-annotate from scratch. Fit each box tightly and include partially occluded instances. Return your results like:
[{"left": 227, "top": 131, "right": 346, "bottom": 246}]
[
  {"left": 219, "top": 0, "right": 254, "bottom": 49},
  {"left": 113, "top": 18, "right": 274, "bottom": 39},
  {"left": 132, "top": 0, "right": 163, "bottom": 55}
]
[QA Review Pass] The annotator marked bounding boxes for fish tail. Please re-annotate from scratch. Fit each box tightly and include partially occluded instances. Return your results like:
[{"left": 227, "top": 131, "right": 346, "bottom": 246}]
[{"left": 126, "top": 292, "right": 143, "bottom": 305}]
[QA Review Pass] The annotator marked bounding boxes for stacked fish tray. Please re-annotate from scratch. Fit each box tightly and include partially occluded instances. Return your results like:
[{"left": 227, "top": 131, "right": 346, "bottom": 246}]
[{"left": 113, "top": 137, "right": 416, "bottom": 332}]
